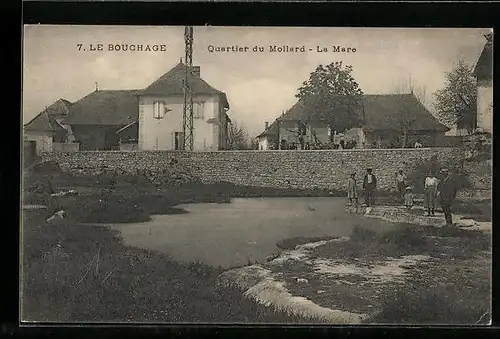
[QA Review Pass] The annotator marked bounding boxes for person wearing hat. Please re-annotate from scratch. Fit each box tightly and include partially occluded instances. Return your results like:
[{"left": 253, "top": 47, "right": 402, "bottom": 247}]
[
  {"left": 404, "top": 186, "right": 414, "bottom": 211},
  {"left": 363, "top": 168, "right": 377, "bottom": 207},
  {"left": 437, "top": 168, "right": 458, "bottom": 227}
]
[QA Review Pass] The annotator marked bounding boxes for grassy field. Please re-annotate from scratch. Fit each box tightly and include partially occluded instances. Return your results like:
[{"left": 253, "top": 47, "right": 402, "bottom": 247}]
[
  {"left": 21, "top": 165, "right": 326, "bottom": 323},
  {"left": 21, "top": 205, "right": 321, "bottom": 323}
]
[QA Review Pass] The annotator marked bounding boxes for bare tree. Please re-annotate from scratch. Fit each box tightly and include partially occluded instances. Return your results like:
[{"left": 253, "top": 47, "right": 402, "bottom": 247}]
[
  {"left": 250, "top": 138, "right": 259, "bottom": 150},
  {"left": 393, "top": 83, "right": 414, "bottom": 148},
  {"left": 227, "top": 120, "right": 250, "bottom": 150},
  {"left": 392, "top": 76, "right": 433, "bottom": 148}
]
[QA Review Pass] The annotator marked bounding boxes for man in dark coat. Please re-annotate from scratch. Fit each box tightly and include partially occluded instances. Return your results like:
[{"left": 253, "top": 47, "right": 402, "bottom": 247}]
[
  {"left": 437, "top": 168, "right": 458, "bottom": 227},
  {"left": 363, "top": 168, "right": 377, "bottom": 207}
]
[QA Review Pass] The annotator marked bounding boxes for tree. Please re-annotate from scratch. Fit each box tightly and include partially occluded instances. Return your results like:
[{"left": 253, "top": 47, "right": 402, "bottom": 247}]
[
  {"left": 227, "top": 120, "right": 250, "bottom": 150},
  {"left": 393, "top": 77, "right": 430, "bottom": 148},
  {"left": 295, "top": 62, "right": 364, "bottom": 138},
  {"left": 433, "top": 59, "right": 477, "bottom": 133},
  {"left": 250, "top": 138, "right": 259, "bottom": 150}
]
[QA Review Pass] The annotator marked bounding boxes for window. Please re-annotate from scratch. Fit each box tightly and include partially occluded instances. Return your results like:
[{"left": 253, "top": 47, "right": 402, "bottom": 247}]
[
  {"left": 174, "top": 132, "right": 185, "bottom": 150},
  {"left": 194, "top": 101, "right": 205, "bottom": 119},
  {"left": 153, "top": 101, "right": 166, "bottom": 119}
]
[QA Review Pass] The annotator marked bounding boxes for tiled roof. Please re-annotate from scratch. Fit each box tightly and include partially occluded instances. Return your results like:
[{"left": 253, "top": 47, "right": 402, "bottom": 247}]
[
  {"left": 24, "top": 110, "right": 66, "bottom": 132},
  {"left": 24, "top": 98, "right": 72, "bottom": 131},
  {"left": 360, "top": 94, "right": 449, "bottom": 132},
  {"left": 141, "top": 62, "right": 230, "bottom": 109},
  {"left": 44, "top": 98, "right": 73, "bottom": 117},
  {"left": 43, "top": 63, "right": 230, "bottom": 127},
  {"left": 63, "top": 90, "right": 141, "bottom": 126},
  {"left": 260, "top": 93, "right": 448, "bottom": 136},
  {"left": 256, "top": 119, "right": 280, "bottom": 138}
]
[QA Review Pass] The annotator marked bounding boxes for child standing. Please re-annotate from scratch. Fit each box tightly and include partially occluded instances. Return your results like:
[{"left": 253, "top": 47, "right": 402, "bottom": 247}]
[
  {"left": 347, "top": 173, "right": 359, "bottom": 213},
  {"left": 404, "top": 186, "right": 414, "bottom": 211}
]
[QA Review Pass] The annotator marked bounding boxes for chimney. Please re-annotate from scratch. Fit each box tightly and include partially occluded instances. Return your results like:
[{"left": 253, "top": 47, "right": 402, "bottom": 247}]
[
  {"left": 191, "top": 66, "right": 200, "bottom": 77},
  {"left": 265, "top": 121, "right": 269, "bottom": 130}
]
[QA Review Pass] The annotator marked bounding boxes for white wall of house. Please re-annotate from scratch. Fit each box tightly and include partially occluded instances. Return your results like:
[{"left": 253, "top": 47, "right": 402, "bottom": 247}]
[
  {"left": 445, "top": 125, "right": 470, "bottom": 136},
  {"left": 24, "top": 131, "right": 53, "bottom": 154},
  {"left": 477, "top": 80, "right": 493, "bottom": 133},
  {"left": 258, "top": 137, "right": 269, "bottom": 150},
  {"left": 276, "top": 121, "right": 367, "bottom": 147},
  {"left": 307, "top": 124, "right": 330, "bottom": 145},
  {"left": 138, "top": 94, "right": 224, "bottom": 151}
]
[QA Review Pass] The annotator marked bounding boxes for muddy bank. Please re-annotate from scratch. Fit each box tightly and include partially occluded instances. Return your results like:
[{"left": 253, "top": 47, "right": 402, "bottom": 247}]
[{"left": 218, "top": 222, "right": 491, "bottom": 324}]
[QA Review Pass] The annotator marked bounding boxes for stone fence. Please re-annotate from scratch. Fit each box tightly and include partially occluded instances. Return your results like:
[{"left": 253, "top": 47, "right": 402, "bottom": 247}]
[{"left": 40, "top": 148, "right": 465, "bottom": 192}]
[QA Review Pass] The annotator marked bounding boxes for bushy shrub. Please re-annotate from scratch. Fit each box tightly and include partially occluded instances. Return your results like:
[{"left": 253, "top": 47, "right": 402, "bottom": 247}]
[
  {"left": 407, "top": 154, "right": 472, "bottom": 194},
  {"left": 373, "top": 285, "right": 490, "bottom": 324}
]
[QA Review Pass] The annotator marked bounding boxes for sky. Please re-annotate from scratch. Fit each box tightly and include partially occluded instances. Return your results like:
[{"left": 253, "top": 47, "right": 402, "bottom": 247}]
[{"left": 23, "top": 26, "right": 492, "bottom": 137}]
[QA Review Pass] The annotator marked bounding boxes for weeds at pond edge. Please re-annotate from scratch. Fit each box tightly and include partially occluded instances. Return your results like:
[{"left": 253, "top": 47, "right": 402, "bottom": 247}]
[
  {"left": 22, "top": 215, "right": 315, "bottom": 323},
  {"left": 276, "top": 223, "right": 491, "bottom": 324}
]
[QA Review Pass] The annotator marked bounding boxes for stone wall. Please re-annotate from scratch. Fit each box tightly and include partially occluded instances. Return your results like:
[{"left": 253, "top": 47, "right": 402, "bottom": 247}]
[{"left": 40, "top": 148, "right": 465, "bottom": 192}]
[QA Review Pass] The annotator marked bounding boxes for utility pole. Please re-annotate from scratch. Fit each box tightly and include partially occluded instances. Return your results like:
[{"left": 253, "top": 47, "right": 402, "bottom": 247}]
[{"left": 182, "top": 26, "right": 194, "bottom": 151}]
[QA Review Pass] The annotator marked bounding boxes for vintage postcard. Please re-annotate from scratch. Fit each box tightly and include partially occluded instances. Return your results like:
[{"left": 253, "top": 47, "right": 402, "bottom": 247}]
[{"left": 21, "top": 25, "right": 493, "bottom": 325}]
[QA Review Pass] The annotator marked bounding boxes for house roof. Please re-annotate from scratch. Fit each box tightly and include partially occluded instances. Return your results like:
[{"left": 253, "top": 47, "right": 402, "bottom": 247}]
[
  {"left": 141, "top": 62, "right": 230, "bottom": 109},
  {"left": 256, "top": 119, "right": 280, "bottom": 138},
  {"left": 63, "top": 90, "right": 141, "bottom": 126},
  {"left": 473, "top": 36, "right": 493, "bottom": 80},
  {"left": 24, "top": 98, "right": 73, "bottom": 132},
  {"left": 116, "top": 120, "right": 138, "bottom": 134},
  {"left": 260, "top": 93, "right": 448, "bottom": 136},
  {"left": 361, "top": 94, "right": 448, "bottom": 132},
  {"left": 24, "top": 110, "right": 66, "bottom": 132},
  {"left": 45, "top": 98, "right": 73, "bottom": 117}
]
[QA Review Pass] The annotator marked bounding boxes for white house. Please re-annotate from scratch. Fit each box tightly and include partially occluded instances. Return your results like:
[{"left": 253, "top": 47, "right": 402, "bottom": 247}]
[
  {"left": 473, "top": 33, "right": 493, "bottom": 134},
  {"left": 24, "top": 62, "right": 231, "bottom": 152},
  {"left": 136, "top": 63, "right": 231, "bottom": 151}
]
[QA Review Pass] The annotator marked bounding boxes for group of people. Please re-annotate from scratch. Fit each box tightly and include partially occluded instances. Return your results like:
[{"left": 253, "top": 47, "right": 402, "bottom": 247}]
[
  {"left": 346, "top": 167, "right": 459, "bottom": 227},
  {"left": 346, "top": 168, "right": 377, "bottom": 213},
  {"left": 395, "top": 168, "right": 458, "bottom": 226}
]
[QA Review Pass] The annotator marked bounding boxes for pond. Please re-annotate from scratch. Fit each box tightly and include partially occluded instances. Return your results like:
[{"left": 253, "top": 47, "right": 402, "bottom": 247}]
[{"left": 108, "top": 197, "right": 395, "bottom": 269}]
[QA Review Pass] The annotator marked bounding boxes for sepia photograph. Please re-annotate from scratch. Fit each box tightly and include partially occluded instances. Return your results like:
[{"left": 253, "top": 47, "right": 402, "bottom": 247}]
[{"left": 21, "top": 25, "right": 492, "bottom": 325}]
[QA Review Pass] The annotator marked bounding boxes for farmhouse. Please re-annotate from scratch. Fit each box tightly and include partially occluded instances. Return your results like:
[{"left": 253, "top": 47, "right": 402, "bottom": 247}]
[
  {"left": 23, "top": 62, "right": 231, "bottom": 153},
  {"left": 473, "top": 33, "right": 493, "bottom": 134},
  {"left": 23, "top": 98, "right": 78, "bottom": 154},
  {"left": 257, "top": 93, "right": 450, "bottom": 150}
]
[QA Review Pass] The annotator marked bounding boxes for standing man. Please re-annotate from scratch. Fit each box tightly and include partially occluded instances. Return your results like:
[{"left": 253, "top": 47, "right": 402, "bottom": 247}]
[
  {"left": 363, "top": 168, "right": 377, "bottom": 207},
  {"left": 424, "top": 170, "right": 439, "bottom": 216},
  {"left": 347, "top": 173, "right": 359, "bottom": 213},
  {"left": 437, "top": 168, "right": 458, "bottom": 227},
  {"left": 395, "top": 170, "right": 407, "bottom": 203}
]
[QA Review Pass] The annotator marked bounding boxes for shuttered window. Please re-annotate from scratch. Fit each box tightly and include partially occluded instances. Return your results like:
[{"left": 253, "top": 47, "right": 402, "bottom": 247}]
[
  {"left": 153, "top": 101, "right": 166, "bottom": 119},
  {"left": 194, "top": 102, "right": 205, "bottom": 119}
]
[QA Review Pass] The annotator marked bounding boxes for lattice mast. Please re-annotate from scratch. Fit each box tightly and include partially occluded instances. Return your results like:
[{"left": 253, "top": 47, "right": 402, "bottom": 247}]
[{"left": 182, "top": 26, "right": 194, "bottom": 151}]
